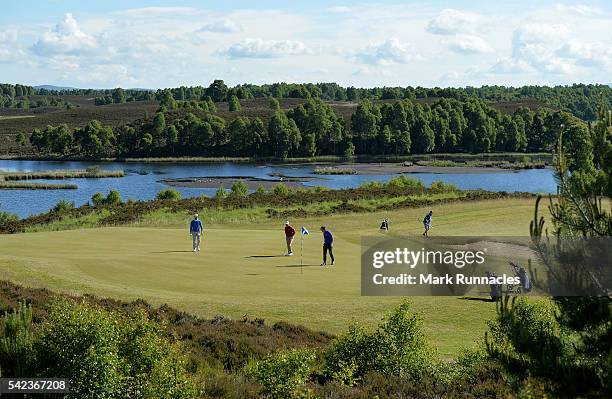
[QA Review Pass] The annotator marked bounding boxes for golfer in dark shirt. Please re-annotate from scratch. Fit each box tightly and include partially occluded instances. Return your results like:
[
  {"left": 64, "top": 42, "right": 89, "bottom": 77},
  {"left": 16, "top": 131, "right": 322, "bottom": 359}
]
[{"left": 320, "top": 226, "right": 334, "bottom": 266}]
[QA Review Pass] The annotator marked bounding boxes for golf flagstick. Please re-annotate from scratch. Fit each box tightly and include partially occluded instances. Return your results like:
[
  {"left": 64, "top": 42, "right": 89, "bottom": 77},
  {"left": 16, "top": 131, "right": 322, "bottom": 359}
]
[{"left": 301, "top": 226, "right": 309, "bottom": 274}]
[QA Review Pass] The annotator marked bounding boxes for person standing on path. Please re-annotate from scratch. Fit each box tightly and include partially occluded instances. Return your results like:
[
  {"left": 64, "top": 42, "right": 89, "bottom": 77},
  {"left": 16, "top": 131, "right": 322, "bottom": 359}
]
[
  {"left": 190, "top": 213, "right": 204, "bottom": 252},
  {"left": 320, "top": 226, "right": 334, "bottom": 266},
  {"left": 284, "top": 221, "right": 296, "bottom": 256}
]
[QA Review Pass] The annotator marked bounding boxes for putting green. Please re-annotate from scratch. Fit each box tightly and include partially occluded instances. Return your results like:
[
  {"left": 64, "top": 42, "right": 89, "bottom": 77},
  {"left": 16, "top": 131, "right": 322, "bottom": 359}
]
[{"left": 0, "top": 198, "right": 540, "bottom": 357}]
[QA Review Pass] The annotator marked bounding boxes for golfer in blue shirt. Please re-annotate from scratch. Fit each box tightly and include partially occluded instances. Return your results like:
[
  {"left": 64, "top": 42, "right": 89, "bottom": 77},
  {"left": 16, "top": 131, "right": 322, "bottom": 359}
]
[
  {"left": 190, "top": 213, "right": 204, "bottom": 252},
  {"left": 320, "top": 226, "right": 334, "bottom": 266}
]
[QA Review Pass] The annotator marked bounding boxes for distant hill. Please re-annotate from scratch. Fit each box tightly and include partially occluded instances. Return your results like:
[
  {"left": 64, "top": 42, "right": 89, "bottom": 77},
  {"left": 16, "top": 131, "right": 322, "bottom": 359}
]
[{"left": 34, "top": 85, "right": 79, "bottom": 91}]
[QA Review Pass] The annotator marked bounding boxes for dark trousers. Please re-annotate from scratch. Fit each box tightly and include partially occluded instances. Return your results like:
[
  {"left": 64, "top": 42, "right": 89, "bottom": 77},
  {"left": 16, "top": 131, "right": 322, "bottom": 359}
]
[{"left": 323, "top": 243, "right": 334, "bottom": 264}]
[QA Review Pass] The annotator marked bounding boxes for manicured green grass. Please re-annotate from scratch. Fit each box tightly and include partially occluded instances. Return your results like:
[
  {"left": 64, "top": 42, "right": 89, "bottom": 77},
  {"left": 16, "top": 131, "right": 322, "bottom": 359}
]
[{"left": 0, "top": 198, "right": 541, "bottom": 358}]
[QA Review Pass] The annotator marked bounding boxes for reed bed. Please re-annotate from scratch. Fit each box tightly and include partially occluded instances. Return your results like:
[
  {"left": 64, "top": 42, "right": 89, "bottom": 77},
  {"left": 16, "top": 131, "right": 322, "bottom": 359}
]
[
  {"left": 0, "top": 181, "right": 77, "bottom": 190},
  {"left": 313, "top": 166, "right": 357, "bottom": 175},
  {"left": 0, "top": 168, "right": 124, "bottom": 181}
]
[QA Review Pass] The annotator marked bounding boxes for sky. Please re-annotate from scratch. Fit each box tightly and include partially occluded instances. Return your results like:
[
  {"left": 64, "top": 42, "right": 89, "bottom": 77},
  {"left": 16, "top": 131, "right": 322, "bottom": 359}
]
[{"left": 0, "top": 0, "right": 611, "bottom": 89}]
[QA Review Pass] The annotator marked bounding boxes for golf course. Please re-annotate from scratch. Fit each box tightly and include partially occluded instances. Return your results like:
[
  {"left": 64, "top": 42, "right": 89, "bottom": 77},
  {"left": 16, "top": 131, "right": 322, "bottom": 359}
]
[{"left": 0, "top": 197, "right": 540, "bottom": 357}]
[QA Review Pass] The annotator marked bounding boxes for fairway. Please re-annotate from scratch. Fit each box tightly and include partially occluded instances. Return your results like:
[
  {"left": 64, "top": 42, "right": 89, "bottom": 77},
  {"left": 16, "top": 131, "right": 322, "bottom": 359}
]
[{"left": 0, "top": 198, "right": 540, "bottom": 357}]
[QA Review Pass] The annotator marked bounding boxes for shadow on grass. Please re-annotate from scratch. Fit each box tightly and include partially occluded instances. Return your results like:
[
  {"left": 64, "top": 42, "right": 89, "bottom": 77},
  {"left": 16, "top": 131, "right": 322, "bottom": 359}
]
[
  {"left": 276, "top": 264, "right": 320, "bottom": 268},
  {"left": 151, "top": 250, "right": 195, "bottom": 254},
  {"left": 245, "top": 255, "right": 285, "bottom": 258},
  {"left": 458, "top": 297, "right": 496, "bottom": 303}
]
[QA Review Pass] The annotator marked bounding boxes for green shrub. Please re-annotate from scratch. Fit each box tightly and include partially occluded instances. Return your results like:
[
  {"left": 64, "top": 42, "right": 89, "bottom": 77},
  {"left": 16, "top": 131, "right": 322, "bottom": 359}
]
[
  {"left": 0, "top": 302, "right": 35, "bottom": 377},
  {"left": 230, "top": 180, "right": 249, "bottom": 197},
  {"left": 246, "top": 347, "right": 316, "bottom": 398},
  {"left": 156, "top": 188, "right": 182, "bottom": 201},
  {"left": 37, "top": 300, "right": 123, "bottom": 398},
  {"left": 255, "top": 184, "right": 266, "bottom": 195},
  {"left": 37, "top": 300, "right": 195, "bottom": 399},
  {"left": 359, "top": 180, "right": 384, "bottom": 190},
  {"left": 325, "top": 301, "right": 436, "bottom": 381},
  {"left": 430, "top": 180, "right": 457, "bottom": 191},
  {"left": 386, "top": 175, "right": 424, "bottom": 189},
  {"left": 215, "top": 184, "right": 227, "bottom": 198},
  {"left": 273, "top": 183, "right": 289, "bottom": 196},
  {"left": 0, "top": 210, "right": 19, "bottom": 227},
  {"left": 344, "top": 142, "right": 355, "bottom": 158},
  {"left": 52, "top": 199, "right": 75, "bottom": 213},
  {"left": 106, "top": 190, "right": 122, "bottom": 205},
  {"left": 485, "top": 297, "right": 567, "bottom": 378},
  {"left": 91, "top": 192, "right": 105, "bottom": 207}
]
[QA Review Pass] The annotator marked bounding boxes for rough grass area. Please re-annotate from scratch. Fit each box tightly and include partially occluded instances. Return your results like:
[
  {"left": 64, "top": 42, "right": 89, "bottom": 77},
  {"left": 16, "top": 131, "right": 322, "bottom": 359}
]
[
  {"left": 0, "top": 197, "right": 542, "bottom": 357},
  {"left": 0, "top": 280, "right": 332, "bottom": 374}
]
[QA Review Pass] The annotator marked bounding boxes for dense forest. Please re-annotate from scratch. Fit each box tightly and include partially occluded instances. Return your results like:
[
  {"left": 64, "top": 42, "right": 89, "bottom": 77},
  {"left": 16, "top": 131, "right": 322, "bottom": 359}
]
[{"left": 28, "top": 95, "right": 588, "bottom": 160}]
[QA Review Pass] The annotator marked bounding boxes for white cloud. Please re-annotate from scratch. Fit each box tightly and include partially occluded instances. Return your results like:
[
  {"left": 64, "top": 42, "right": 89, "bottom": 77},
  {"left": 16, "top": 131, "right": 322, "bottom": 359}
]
[
  {"left": 220, "top": 38, "right": 308, "bottom": 59},
  {"left": 356, "top": 38, "right": 419, "bottom": 65},
  {"left": 490, "top": 57, "right": 534, "bottom": 74},
  {"left": 327, "top": 6, "right": 352, "bottom": 13},
  {"left": 557, "top": 40, "right": 612, "bottom": 70},
  {"left": 31, "top": 13, "right": 97, "bottom": 56},
  {"left": 199, "top": 19, "right": 241, "bottom": 33},
  {"left": 554, "top": 3, "right": 603, "bottom": 16},
  {"left": 114, "top": 7, "right": 197, "bottom": 18},
  {"left": 0, "top": 30, "right": 18, "bottom": 43},
  {"left": 507, "top": 23, "right": 573, "bottom": 74},
  {"left": 447, "top": 35, "right": 493, "bottom": 54},
  {"left": 427, "top": 9, "right": 480, "bottom": 35}
]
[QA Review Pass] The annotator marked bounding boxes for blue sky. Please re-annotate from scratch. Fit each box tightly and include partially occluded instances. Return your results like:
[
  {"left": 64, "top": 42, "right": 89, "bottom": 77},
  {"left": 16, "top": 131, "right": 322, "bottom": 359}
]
[{"left": 0, "top": 1, "right": 611, "bottom": 88}]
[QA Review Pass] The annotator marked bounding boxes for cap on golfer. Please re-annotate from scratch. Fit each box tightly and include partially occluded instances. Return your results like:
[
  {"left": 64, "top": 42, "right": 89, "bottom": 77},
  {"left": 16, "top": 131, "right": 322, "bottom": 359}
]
[
  {"left": 285, "top": 220, "right": 290, "bottom": 225},
  {"left": 194, "top": 213, "right": 199, "bottom": 218}
]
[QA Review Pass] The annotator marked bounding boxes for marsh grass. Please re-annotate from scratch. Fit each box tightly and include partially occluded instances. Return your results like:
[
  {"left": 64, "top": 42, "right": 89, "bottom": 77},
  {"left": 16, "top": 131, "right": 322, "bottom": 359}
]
[
  {"left": 0, "top": 169, "right": 124, "bottom": 181},
  {"left": 415, "top": 159, "right": 548, "bottom": 169},
  {"left": 0, "top": 181, "right": 77, "bottom": 189},
  {"left": 313, "top": 166, "right": 357, "bottom": 175}
]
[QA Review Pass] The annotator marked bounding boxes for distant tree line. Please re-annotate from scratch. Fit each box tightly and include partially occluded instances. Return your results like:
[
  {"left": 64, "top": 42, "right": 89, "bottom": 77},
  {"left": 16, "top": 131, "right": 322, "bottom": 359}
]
[
  {"left": 0, "top": 83, "right": 73, "bottom": 109},
  {"left": 93, "top": 88, "right": 155, "bottom": 105},
  {"left": 27, "top": 95, "right": 589, "bottom": 159},
  {"left": 152, "top": 80, "right": 611, "bottom": 121},
  {"left": 8, "top": 80, "right": 609, "bottom": 121}
]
